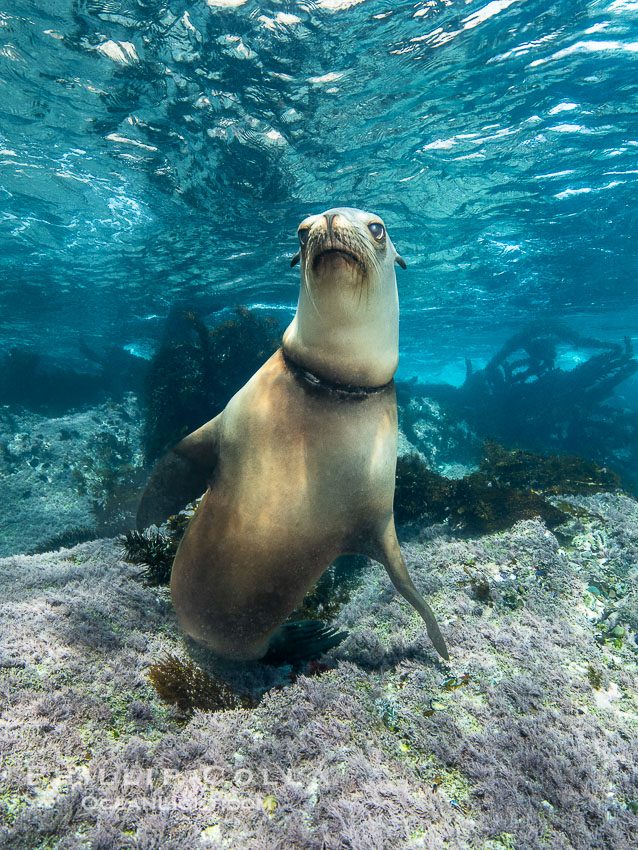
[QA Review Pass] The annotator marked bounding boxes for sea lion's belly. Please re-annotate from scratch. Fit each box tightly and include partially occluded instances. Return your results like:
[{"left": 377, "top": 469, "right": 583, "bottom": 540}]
[{"left": 170, "top": 358, "right": 397, "bottom": 656}]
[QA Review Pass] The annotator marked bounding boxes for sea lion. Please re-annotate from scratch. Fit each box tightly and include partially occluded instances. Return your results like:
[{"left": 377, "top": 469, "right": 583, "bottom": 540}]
[{"left": 137, "top": 207, "right": 448, "bottom": 662}]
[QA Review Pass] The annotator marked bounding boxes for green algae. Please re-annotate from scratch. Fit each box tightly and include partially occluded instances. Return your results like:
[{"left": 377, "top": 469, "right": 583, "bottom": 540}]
[{"left": 481, "top": 835, "right": 517, "bottom": 850}]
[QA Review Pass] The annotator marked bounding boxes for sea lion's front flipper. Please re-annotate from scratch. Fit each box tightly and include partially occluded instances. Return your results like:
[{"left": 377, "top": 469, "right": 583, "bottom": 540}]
[
  {"left": 136, "top": 416, "right": 221, "bottom": 529},
  {"left": 372, "top": 521, "right": 449, "bottom": 661}
]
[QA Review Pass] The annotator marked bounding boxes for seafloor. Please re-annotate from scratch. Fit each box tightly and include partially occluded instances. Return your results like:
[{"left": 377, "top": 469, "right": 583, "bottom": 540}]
[
  {"left": 1, "top": 394, "right": 637, "bottom": 849},
  {"left": 1, "top": 487, "right": 637, "bottom": 848}
]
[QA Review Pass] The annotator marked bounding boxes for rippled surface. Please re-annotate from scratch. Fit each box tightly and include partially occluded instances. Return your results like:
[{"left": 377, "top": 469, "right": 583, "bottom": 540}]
[{"left": 1, "top": 0, "right": 637, "bottom": 378}]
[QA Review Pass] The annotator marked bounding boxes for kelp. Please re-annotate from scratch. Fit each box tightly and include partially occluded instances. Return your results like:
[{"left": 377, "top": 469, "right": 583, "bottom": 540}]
[
  {"left": 120, "top": 528, "right": 177, "bottom": 586},
  {"left": 461, "top": 325, "right": 637, "bottom": 437},
  {"left": 143, "top": 306, "right": 281, "bottom": 461},
  {"left": 479, "top": 440, "right": 621, "bottom": 494},
  {"left": 393, "top": 444, "right": 620, "bottom": 534},
  {"left": 293, "top": 554, "right": 368, "bottom": 622}
]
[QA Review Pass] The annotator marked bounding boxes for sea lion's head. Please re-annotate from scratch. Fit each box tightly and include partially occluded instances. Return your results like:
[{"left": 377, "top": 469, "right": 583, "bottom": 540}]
[{"left": 283, "top": 207, "right": 406, "bottom": 387}]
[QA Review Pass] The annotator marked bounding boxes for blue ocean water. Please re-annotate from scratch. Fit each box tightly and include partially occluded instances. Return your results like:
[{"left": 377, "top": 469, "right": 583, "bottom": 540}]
[{"left": 1, "top": 0, "right": 638, "bottom": 522}]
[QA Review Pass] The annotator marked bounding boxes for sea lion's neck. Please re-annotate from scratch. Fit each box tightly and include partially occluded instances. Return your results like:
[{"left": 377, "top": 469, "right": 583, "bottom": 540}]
[
  {"left": 281, "top": 348, "right": 394, "bottom": 399},
  {"left": 282, "top": 278, "right": 399, "bottom": 387}
]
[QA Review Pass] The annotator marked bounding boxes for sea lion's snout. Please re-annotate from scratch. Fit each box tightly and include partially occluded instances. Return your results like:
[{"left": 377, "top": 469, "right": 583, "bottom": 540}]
[
  {"left": 291, "top": 207, "right": 405, "bottom": 272},
  {"left": 305, "top": 211, "right": 372, "bottom": 276}
]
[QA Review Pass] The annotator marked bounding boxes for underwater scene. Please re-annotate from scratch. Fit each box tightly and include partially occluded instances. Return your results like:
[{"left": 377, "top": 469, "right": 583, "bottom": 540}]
[{"left": 1, "top": 0, "right": 638, "bottom": 848}]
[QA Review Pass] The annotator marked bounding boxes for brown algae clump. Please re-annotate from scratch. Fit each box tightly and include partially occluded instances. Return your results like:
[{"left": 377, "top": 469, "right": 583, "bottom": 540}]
[{"left": 148, "top": 654, "right": 254, "bottom": 714}]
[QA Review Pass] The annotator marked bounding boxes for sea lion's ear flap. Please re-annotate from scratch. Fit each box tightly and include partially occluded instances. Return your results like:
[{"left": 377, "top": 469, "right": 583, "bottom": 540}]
[
  {"left": 395, "top": 254, "right": 406, "bottom": 270},
  {"left": 290, "top": 251, "right": 300, "bottom": 268}
]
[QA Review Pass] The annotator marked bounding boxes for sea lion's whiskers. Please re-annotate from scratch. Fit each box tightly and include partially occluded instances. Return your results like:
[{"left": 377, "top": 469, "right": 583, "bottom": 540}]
[{"left": 303, "top": 270, "right": 321, "bottom": 317}]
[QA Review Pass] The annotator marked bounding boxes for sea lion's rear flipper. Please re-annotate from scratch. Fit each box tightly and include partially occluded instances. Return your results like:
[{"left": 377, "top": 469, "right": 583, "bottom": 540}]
[
  {"left": 137, "top": 416, "right": 221, "bottom": 529},
  {"left": 372, "top": 522, "right": 449, "bottom": 661},
  {"left": 262, "top": 620, "right": 348, "bottom": 665}
]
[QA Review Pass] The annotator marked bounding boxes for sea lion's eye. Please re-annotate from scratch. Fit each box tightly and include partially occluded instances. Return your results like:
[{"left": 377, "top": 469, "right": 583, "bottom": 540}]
[
  {"left": 368, "top": 222, "right": 385, "bottom": 240},
  {"left": 298, "top": 226, "right": 310, "bottom": 246}
]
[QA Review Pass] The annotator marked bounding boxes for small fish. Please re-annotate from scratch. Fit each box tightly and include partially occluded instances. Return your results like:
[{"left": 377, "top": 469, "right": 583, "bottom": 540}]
[
  {"left": 442, "top": 672, "right": 470, "bottom": 691},
  {"left": 263, "top": 795, "right": 277, "bottom": 813},
  {"left": 423, "top": 698, "right": 445, "bottom": 716}
]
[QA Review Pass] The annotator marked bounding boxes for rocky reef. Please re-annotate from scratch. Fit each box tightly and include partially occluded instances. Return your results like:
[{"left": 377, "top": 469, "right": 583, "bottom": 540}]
[
  {"left": 0, "top": 395, "right": 145, "bottom": 558},
  {"left": 1, "top": 318, "right": 637, "bottom": 847},
  {"left": 397, "top": 324, "right": 638, "bottom": 489},
  {"left": 1, "top": 491, "right": 637, "bottom": 849}
]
